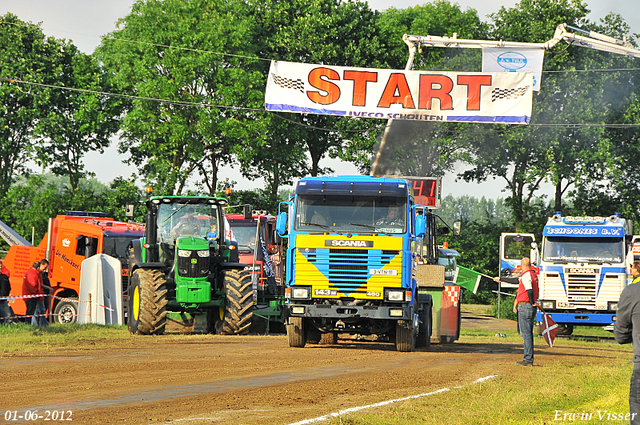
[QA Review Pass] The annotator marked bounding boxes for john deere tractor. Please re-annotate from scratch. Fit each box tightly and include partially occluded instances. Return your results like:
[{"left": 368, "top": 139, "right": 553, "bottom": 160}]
[{"left": 127, "top": 195, "right": 254, "bottom": 335}]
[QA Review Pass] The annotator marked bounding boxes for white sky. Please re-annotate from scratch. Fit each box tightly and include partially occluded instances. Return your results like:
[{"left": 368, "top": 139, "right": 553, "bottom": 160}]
[{"left": 1, "top": 0, "right": 637, "bottom": 199}]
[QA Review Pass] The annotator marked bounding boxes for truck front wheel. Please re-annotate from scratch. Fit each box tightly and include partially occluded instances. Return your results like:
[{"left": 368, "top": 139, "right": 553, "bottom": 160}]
[
  {"left": 395, "top": 321, "right": 416, "bottom": 352},
  {"left": 53, "top": 298, "right": 79, "bottom": 324},
  {"left": 287, "top": 317, "right": 307, "bottom": 347}
]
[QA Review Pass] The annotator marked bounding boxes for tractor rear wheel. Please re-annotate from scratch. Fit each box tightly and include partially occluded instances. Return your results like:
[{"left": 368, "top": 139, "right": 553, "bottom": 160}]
[
  {"left": 127, "top": 268, "right": 168, "bottom": 335},
  {"left": 287, "top": 317, "right": 307, "bottom": 347},
  {"left": 215, "top": 270, "right": 254, "bottom": 335}
]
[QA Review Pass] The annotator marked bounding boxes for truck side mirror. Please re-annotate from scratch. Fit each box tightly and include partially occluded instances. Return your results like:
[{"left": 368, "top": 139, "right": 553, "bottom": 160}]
[
  {"left": 276, "top": 212, "right": 288, "bottom": 237},
  {"left": 125, "top": 204, "right": 135, "bottom": 217},
  {"left": 243, "top": 205, "right": 252, "bottom": 220},
  {"left": 452, "top": 221, "right": 461, "bottom": 236},
  {"left": 415, "top": 215, "right": 426, "bottom": 239}
]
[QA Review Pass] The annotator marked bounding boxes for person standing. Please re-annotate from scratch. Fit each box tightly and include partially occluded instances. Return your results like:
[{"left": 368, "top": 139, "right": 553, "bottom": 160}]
[
  {"left": 495, "top": 257, "right": 539, "bottom": 366},
  {"left": 614, "top": 261, "right": 640, "bottom": 425},
  {"left": 22, "top": 260, "right": 49, "bottom": 326},
  {"left": 0, "top": 260, "right": 12, "bottom": 324}
]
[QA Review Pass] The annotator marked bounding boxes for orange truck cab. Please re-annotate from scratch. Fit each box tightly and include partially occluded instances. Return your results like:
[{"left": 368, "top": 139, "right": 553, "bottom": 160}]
[{"left": 3, "top": 212, "right": 145, "bottom": 323}]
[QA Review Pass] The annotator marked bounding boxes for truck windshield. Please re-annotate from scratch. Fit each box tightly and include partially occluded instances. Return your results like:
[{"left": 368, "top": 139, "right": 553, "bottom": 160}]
[
  {"left": 157, "top": 203, "right": 219, "bottom": 244},
  {"left": 294, "top": 194, "right": 407, "bottom": 234},
  {"left": 543, "top": 236, "right": 624, "bottom": 263},
  {"left": 228, "top": 221, "right": 263, "bottom": 254},
  {"left": 103, "top": 233, "right": 145, "bottom": 260}
]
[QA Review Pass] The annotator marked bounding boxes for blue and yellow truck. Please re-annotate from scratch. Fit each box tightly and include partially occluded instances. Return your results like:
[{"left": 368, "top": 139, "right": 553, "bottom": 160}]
[{"left": 276, "top": 175, "right": 453, "bottom": 352}]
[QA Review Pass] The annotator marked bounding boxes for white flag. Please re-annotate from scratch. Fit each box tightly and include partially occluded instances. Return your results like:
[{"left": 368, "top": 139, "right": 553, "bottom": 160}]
[{"left": 482, "top": 48, "right": 545, "bottom": 91}]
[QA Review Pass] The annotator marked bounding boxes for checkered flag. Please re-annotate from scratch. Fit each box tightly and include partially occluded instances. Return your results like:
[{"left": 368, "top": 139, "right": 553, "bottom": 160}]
[
  {"left": 491, "top": 86, "right": 530, "bottom": 102},
  {"left": 271, "top": 73, "right": 305, "bottom": 93}
]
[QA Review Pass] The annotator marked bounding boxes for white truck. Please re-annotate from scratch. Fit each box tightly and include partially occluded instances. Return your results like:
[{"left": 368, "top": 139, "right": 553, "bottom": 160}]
[{"left": 536, "top": 213, "right": 633, "bottom": 335}]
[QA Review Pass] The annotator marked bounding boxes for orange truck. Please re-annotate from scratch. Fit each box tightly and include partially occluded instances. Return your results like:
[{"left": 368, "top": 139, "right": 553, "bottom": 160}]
[{"left": 1, "top": 212, "right": 145, "bottom": 323}]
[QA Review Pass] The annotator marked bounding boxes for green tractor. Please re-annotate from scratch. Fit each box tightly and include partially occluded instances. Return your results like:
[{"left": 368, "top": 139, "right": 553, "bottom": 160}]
[{"left": 127, "top": 195, "right": 254, "bottom": 335}]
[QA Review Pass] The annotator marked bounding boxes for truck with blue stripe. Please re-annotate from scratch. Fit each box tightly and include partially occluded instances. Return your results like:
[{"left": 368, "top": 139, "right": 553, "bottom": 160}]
[
  {"left": 537, "top": 213, "right": 633, "bottom": 335},
  {"left": 276, "top": 175, "right": 441, "bottom": 352}
]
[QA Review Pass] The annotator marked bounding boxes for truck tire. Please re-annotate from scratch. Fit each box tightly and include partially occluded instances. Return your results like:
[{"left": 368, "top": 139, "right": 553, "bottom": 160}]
[
  {"left": 416, "top": 304, "right": 432, "bottom": 349},
  {"left": 556, "top": 323, "right": 573, "bottom": 336},
  {"left": 53, "top": 298, "right": 79, "bottom": 324},
  {"left": 215, "top": 270, "right": 254, "bottom": 335},
  {"left": 319, "top": 332, "right": 338, "bottom": 345},
  {"left": 287, "top": 316, "right": 307, "bottom": 347},
  {"left": 128, "top": 268, "right": 168, "bottom": 335},
  {"left": 395, "top": 321, "right": 416, "bottom": 352}
]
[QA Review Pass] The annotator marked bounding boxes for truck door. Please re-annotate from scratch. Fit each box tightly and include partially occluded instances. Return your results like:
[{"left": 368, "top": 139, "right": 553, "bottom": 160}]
[{"left": 499, "top": 233, "right": 538, "bottom": 286}]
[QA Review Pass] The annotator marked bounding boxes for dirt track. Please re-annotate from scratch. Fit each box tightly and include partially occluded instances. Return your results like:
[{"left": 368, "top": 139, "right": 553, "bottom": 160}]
[{"left": 0, "top": 313, "right": 624, "bottom": 425}]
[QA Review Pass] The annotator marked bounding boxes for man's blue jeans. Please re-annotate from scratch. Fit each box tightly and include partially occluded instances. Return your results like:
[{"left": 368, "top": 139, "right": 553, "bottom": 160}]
[
  {"left": 0, "top": 300, "right": 12, "bottom": 323},
  {"left": 31, "top": 298, "right": 48, "bottom": 326},
  {"left": 517, "top": 303, "right": 536, "bottom": 363}
]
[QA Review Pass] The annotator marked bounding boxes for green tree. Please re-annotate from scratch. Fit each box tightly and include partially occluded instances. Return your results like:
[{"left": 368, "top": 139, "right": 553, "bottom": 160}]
[
  {"left": 248, "top": 0, "right": 387, "bottom": 180},
  {"left": 37, "top": 47, "right": 120, "bottom": 192},
  {"left": 95, "top": 0, "right": 264, "bottom": 195},
  {"left": 361, "top": 1, "right": 489, "bottom": 176},
  {"left": 459, "top": 0, "right": 607, "bottom": 230},
  {"left": 0, "top": 14, "right": 62, "bottom": 198}
]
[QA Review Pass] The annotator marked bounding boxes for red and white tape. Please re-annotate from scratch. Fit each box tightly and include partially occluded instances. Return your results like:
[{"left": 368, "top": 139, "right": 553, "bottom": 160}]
[{"left": 0, "top": 294, "right": 114, "bottom": 312}]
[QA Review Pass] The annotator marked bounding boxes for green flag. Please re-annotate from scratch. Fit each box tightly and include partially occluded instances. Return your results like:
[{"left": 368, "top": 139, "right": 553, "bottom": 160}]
[{"left": 454, "top": 266, "right": 487, "bottom": 294}]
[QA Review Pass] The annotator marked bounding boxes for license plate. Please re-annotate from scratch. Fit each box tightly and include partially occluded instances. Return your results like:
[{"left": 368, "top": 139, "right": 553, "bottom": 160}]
[
  {"left": 314, "top": 289, "right": 337, "bottom": 296},
  {"left": 370, "top": 269, "right": 398, "bottom": 276}
]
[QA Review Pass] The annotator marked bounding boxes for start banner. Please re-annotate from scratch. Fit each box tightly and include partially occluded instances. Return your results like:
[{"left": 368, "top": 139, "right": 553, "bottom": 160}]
[{"left": 265, "top": 60, "right": 533, "bottom": 125}]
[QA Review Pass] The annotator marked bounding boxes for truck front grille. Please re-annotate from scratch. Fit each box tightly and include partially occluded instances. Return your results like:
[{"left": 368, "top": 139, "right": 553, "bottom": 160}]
[
  {"left": 566, "top": 273, "right": 597, "bottom": 306},
  {"left": 305, "top": 248, "right": 399, "bottom": 292}
]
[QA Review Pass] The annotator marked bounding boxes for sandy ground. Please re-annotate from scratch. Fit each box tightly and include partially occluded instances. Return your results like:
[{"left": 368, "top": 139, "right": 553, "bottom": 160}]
[{"left": 0, "top": 312, "right": 624, "bottom": 425}]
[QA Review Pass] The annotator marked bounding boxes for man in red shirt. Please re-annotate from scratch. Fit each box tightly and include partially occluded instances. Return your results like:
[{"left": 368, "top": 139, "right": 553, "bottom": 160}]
[
  {"left": 22, "top": 260, "right": 49, "bottom": 326},
  {"left": 512, "top": 257, "right": 539, "bottom": 366}
]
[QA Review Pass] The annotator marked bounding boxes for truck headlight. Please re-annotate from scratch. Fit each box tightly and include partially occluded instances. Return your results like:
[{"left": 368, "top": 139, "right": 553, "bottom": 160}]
[
  {"left": 385, "top": 289, "right": 404, "bottom": 302},
  {"left": 541, "top": 300, "right": 555, "bottom": 310},
  {"left": 178, "top": 249, "right": 191, "bottom": 258},
  {"left": 292, "top": 287, "right": 311, "bottom": 300},
  {"left": 197, "top": 250, "right": 210, "bottom": 258},
  {"left": 608, "top": 301, "right": 619, "bottom": 311}
]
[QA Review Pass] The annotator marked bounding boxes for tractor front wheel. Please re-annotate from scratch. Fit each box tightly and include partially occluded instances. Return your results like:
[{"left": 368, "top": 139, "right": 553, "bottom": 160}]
[
  {"left": 215, "top": 270, "right": 254, "bottom": 335},
  {"left": 127, "top": 268, "right": 168, "bottom": 335}
]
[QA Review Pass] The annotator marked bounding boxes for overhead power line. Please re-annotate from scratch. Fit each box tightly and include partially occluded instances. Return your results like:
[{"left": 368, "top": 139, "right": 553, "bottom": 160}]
[{"left": 2, "top": 77, "right": 639, "bottom": 134}]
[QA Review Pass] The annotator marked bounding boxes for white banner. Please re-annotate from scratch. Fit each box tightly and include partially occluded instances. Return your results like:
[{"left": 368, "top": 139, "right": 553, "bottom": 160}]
[
  {"left": 482, "top": 48, "right": 545, "bottom": 91},
  {"left": 265, "top": 60, "right": 533, "bottom": 125}
]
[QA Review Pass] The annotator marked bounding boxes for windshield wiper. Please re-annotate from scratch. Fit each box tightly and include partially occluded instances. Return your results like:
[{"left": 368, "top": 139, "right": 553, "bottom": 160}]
[
  {"left": 300, "top": 221, "right": 331, "bottom": 231},
  {"left": 349, "top": 222, "right": 377, "bottom": 231}
]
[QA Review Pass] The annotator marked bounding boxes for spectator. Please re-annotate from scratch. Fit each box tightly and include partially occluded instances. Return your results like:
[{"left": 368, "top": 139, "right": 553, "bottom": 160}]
[
  {"left": 614, "top": 261, "right": 640, "bottom": 424},
  {"left": 494, "top": 257, "right": 538, "bottom": 366},
  {"left": 1, "top": 259, "right": 10, "bottom": 278},
  {"left": 0, "top": 260, "right": 12, "bottom": 324},
  {"left": 22, "top": 259, "right": 49, "bottom": 326}
]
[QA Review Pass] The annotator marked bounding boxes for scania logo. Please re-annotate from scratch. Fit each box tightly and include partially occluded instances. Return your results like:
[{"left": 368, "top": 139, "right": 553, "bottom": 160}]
[
  {"left": 325, "top": 240, "right": 373, "bottom": 247},
  {"left": 496, "top": 52, "right": 527, "bottom": 71}
]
